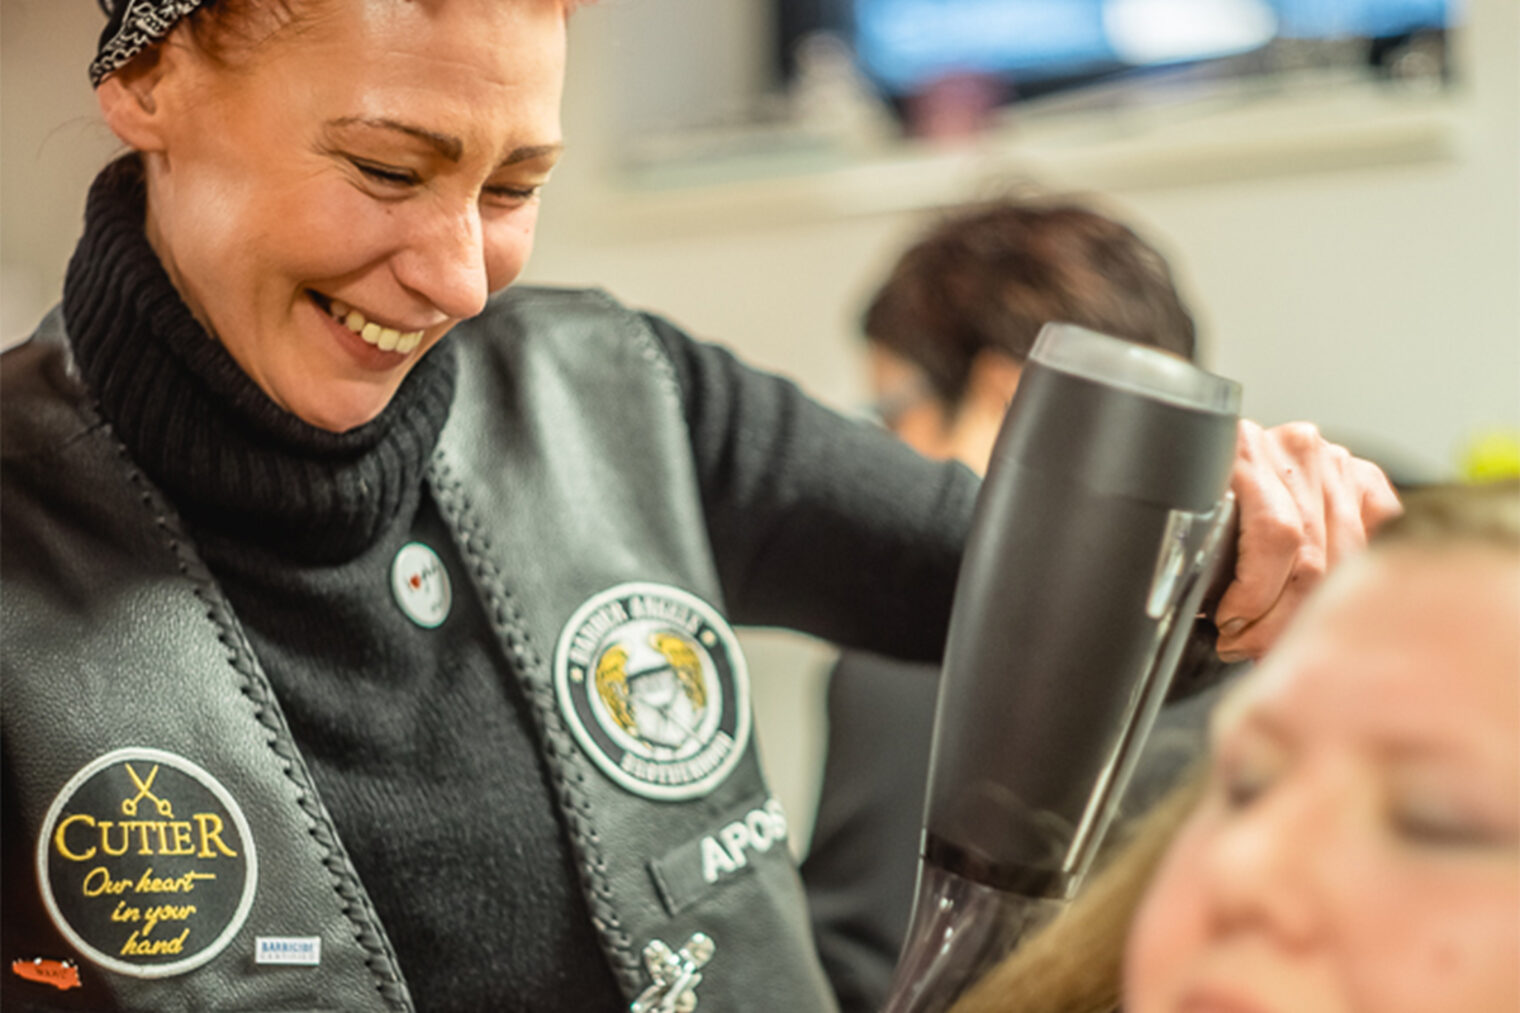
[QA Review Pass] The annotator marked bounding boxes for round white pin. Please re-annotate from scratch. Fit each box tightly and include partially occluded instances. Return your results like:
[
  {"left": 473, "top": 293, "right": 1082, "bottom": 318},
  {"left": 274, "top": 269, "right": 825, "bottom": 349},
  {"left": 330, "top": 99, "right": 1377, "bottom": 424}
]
[{"left": 390, "top": 542, "right": 452, "bottom": 629}]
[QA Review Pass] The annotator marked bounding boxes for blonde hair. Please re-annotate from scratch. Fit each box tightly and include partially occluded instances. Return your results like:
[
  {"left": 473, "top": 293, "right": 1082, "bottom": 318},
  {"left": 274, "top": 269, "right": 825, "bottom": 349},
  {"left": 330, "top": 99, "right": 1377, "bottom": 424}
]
[{"left": 1377, "top": 479, "right": 1520, "bottom": 550}]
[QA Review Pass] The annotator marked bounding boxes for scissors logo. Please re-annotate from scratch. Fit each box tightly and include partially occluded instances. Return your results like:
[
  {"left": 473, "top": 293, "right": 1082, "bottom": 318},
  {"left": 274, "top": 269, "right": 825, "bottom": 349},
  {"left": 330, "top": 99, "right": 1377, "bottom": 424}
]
[
  {"left": 121, "top": 764, "right": 173, "bottom": 819},
  {"left": 38, "top": 748, "right": 257, "bottom": 978}
]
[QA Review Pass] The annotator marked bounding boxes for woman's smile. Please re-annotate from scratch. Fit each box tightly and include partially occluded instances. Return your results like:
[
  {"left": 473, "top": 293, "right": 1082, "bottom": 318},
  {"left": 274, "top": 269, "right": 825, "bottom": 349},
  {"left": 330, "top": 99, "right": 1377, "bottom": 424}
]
[{"left": 309, "top": 290, "right": 428, "bottom": 356}]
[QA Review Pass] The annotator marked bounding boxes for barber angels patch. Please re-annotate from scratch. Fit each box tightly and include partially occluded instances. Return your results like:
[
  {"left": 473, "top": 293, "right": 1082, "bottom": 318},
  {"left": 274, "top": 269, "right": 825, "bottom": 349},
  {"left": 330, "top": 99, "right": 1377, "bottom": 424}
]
[
  {"left": 36, "top": 748, "right": 256, "bottom": 978},
  {"left": 555, "top": 584, "right": 751, "bottom": 801}
]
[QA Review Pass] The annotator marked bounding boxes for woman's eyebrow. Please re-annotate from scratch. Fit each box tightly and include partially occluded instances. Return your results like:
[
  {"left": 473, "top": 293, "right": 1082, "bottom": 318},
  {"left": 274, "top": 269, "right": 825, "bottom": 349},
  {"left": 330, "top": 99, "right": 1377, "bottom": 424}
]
[
  {"left": 1208, "top": 698, "right": 1293, "bottom": 750},
  {"left": 325, "top": 117, "right": 562, "bottom": 169},
  {"left": 327, "top": 116, "right": 463, "bottom": 162},
  {"left": 499, "top": 143, "right": 563, "bottom": 168}
]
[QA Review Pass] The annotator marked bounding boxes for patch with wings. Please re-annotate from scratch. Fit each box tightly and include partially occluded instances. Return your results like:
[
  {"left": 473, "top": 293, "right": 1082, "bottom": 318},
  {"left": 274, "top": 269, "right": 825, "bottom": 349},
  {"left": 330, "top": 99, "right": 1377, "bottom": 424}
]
[{"left": 554, "top": 583, "right": 751, "bottom": 801}]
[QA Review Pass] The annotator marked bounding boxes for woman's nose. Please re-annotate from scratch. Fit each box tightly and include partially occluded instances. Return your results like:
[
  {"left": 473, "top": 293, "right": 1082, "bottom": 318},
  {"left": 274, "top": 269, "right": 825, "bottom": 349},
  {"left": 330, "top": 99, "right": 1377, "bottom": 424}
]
[
  {"left": 392, "top": 203, "right": 490, "bottom": 321},
  {"left": 1202, "top": 778, "right": 1330, "bottom": 948}
]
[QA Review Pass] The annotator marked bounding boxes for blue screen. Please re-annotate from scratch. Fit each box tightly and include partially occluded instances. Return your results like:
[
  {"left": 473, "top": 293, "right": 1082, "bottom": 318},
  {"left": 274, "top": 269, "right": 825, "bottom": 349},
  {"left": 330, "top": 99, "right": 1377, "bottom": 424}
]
[{"left": 850, "top": 0, "right": 1451, "bottom": 95}]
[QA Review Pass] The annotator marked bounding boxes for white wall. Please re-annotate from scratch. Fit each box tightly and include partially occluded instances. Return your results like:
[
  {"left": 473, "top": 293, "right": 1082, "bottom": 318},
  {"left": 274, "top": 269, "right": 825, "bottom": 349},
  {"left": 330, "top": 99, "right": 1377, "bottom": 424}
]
[
  {"left": 5, "top": 0, "right": 1517, "bottom": 852},
  {"left": 1, "top": 1, "right": 126, "bottom": 342}
]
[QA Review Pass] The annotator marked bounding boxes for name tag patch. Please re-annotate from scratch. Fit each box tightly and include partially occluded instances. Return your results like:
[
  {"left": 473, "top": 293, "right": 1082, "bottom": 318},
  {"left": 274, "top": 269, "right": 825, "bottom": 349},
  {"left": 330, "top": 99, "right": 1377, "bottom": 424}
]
[
  {"left": 648, "top": 796, "right": 788, "bottom": 915},
  {"left": 35, "top": 748, "right": 258, "bottom": 979},
  {"left": 255, "top": 936, "right": 321, "bottom": 966},
  {"left": 554, "top": 583, "right": 751, "bottom": 801}
]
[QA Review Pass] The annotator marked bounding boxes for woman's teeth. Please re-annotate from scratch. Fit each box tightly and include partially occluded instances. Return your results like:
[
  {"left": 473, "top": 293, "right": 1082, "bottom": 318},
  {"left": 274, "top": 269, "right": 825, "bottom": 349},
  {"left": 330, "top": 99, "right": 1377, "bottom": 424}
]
[{"left": 326, "top": 298, "right": 423, "bottom": 354}]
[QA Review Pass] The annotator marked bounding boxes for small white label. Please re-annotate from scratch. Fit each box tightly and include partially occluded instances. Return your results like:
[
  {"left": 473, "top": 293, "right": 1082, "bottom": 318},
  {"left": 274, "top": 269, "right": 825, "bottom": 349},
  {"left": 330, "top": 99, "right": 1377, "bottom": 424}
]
[
  {"left": 390, "top": 542, "right": 452, "bottom": 629},
  {"left": 255, "top": 936, "right": 321, "bottom": 966}
]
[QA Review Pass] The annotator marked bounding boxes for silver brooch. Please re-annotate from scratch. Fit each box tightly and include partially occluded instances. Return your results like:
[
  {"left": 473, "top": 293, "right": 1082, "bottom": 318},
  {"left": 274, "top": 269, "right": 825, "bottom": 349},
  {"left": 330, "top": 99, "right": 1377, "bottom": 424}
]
[{"left": 631, "top": 932, "right": 715, "bottom": 1013}]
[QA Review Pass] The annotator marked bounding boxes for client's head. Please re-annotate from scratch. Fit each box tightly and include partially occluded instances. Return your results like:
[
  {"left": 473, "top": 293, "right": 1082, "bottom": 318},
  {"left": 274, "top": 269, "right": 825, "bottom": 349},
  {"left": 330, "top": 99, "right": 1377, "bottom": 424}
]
[{"left": 1127, "top": 481, "right": 1520, "bottom": 1013}]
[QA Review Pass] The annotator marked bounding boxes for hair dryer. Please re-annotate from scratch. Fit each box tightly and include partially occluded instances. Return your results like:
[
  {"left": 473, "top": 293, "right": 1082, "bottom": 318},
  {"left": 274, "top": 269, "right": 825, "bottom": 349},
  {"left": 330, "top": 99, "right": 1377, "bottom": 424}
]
[{"left": 881, "top": 324, "right": 1241, "bottom": 1012}]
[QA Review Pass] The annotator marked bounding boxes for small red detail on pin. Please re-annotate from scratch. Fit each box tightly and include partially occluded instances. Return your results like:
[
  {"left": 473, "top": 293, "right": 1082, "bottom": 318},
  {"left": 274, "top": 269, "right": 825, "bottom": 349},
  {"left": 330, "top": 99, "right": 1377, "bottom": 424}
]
[
  {"left": 11, "top": 957, "right": 81, "bottom": 991},
  {"left": 409, "top": 574, "right": 423, "bottom": 589}
]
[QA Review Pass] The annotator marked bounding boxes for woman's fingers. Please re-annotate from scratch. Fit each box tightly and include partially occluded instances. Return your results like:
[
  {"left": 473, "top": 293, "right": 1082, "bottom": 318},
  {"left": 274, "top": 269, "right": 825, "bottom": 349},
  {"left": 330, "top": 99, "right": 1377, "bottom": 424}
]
[
  {"left": 1213, "top": 421, "right": 1399, "bottom": 661},
  {"left": 1354, "top": 455, "right": 1404, "bottom": 532}
]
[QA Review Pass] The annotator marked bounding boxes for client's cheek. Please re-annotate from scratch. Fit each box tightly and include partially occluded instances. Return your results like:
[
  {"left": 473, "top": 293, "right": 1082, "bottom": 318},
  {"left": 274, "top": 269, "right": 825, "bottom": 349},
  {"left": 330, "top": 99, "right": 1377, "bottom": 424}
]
[
  {"left": 1358, "top": 879, "right": 1520, "bottom": 1013},
  {"left": 1122, "top": 837, "right": 1212, "bottom": 1012}
]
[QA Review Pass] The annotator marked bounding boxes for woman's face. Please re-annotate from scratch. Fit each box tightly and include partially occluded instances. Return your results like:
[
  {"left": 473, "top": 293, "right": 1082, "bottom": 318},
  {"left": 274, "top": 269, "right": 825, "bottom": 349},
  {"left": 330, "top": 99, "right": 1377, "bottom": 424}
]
[
  {"left": 1125, "top": 546, "right": 1520, "bottom": 1013},
  {"left": 133, "top": 0, "right": 565, "bottom": 431}
]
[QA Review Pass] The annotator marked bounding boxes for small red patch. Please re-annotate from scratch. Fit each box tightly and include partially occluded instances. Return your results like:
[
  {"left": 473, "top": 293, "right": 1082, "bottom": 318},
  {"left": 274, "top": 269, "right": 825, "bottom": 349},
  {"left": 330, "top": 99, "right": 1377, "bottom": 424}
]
[
  {"left": 409, "top": 574, "right": 423, "bottom": 590},
  {"left": 11, "top": 957, "right": 81, "bottom": 992}
]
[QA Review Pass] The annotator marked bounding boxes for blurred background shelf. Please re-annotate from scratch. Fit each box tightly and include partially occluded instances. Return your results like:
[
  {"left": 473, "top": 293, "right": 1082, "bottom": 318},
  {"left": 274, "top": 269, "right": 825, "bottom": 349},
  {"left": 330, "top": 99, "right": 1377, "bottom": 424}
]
[{"left": 590, "top": 82, "right": 1464, "bottom": 237}]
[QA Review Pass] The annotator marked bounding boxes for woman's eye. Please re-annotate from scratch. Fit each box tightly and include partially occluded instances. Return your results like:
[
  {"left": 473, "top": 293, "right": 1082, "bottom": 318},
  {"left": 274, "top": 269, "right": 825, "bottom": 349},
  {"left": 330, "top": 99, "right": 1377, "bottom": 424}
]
[
  {"left": 1390, "top": 803, "right": 1502, "bottom": 849},
  {"left": 1213, "top": 754, "right": 1277, "bottom": 811},
  {"left": 484, "top": 183, "right": 542, "bottom": 204},
  {"left": 351, "top": 160, "right": 417, "bottom": 188},
  {"left": 1222, "top": 770, "right": 1271, "bottom": 809}
]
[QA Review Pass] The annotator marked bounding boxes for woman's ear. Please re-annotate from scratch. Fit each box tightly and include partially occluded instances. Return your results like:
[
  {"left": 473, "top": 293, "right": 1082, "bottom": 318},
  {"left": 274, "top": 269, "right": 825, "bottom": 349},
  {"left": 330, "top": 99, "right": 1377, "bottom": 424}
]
[
  {"left": 95, "top": 38, "right": 185, "bottom": 152},
  {"left": 966, "top": 349, "right": 1024, "bottom": 413}
]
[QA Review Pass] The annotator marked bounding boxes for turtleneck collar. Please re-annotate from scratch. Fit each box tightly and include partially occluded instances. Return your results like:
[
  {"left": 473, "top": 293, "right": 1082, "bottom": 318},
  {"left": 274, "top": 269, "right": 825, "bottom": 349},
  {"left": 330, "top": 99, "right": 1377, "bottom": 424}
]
[{"left": 62, "top": 156, "right": 458, "bottom": 564}]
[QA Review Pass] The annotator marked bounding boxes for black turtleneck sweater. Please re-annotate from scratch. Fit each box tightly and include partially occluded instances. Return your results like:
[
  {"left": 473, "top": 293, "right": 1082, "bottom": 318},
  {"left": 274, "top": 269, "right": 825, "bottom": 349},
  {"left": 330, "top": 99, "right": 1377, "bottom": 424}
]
[
  {"left": 62, "top": 158, "right": 625, "bottom": 1011},
  {"left": 59, "top": 158, "right": 979, "bottom": 1011}
]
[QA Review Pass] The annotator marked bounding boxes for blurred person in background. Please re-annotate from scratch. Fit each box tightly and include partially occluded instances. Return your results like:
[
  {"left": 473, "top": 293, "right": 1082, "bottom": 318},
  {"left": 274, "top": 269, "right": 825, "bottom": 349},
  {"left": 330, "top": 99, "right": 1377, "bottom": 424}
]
[
  {"left": 2, "top": 2, "right": 1399, "bottom": 1009},
  {"left": 802, "top": 198, "right": 1242, "bottom": 1012},
  {"left": 950, "top": 478, "right": 1520, "bottom": 1013}
]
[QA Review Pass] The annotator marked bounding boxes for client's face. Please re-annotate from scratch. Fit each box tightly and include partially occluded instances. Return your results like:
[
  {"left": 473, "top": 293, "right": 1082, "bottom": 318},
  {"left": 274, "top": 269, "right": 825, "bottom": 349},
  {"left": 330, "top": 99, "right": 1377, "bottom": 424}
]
[
  {"left": 1125, "top": 545, "right": 1519, "bottom": 1013},
  {"left": 138, "top": 0, "right": 565, "bottom": 431}
]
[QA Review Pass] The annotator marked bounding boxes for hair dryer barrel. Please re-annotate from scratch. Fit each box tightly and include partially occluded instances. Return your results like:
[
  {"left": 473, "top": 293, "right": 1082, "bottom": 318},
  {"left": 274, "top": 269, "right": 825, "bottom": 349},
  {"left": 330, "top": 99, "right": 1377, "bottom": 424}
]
[{"left": 884, "top": 325, "right": 1240, "bottom": 1012}]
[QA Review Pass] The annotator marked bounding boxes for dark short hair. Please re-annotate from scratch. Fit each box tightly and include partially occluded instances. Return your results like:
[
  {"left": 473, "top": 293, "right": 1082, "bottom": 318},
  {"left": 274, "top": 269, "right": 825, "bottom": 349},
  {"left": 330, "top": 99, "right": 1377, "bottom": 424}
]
[{"left": 863, "top": 199, "right": 1198, "bottom": 405}]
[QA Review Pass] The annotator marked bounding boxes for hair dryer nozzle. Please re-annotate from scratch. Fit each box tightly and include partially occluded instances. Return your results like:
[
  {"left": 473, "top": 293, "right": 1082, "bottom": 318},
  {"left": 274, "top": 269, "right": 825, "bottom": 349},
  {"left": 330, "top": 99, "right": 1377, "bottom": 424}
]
[{"left": 881, "top": 863, "right": 1064, "bottom": 1013}]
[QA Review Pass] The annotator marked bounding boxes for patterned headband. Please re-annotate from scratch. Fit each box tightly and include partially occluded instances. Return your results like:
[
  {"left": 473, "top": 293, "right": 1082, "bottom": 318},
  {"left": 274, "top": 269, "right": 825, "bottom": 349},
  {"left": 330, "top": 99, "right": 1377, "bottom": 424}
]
[{"left": 91, "top": 0, "right": 208, "bottom": 86}]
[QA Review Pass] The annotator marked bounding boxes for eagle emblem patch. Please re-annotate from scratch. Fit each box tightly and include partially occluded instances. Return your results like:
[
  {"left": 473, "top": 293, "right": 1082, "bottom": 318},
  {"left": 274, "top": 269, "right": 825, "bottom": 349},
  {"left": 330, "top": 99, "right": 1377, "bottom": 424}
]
[{"left": 554, "top": 584, "right": 750, "bottom": 801}]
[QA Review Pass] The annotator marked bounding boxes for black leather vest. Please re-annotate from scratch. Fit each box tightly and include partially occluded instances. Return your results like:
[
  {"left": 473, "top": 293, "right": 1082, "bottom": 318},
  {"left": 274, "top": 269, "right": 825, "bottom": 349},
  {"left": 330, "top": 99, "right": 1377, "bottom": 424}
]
[{"left": 2, "top": 289, "right": 837, "bottom": 1012}]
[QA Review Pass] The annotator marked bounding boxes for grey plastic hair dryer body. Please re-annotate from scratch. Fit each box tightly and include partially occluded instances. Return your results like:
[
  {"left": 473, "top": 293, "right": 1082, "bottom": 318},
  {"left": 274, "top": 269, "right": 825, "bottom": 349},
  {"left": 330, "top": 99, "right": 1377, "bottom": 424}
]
[{"left": 881, "top": 325, "right": 1241, "bottom": 1012}]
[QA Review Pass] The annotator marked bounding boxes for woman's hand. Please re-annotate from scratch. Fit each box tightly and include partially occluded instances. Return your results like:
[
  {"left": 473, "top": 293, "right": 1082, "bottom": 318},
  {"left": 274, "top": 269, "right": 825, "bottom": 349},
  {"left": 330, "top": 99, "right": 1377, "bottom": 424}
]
[{"left": 1214, "top": 420, "right": 1403, "bottom": 661}]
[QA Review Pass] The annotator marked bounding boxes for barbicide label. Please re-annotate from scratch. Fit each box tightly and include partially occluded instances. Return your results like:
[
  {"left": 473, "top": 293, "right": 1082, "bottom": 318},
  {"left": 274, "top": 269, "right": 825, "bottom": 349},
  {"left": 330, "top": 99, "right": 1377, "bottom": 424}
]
[
  {"left": 255, "top": 936, "right": 321, "bottom": 966},
  {"left": 554, "top": 583, "right": 751, "bottom": 801},
  {"left": 36, "top": 748, "right": 257, "bottom": 978}
]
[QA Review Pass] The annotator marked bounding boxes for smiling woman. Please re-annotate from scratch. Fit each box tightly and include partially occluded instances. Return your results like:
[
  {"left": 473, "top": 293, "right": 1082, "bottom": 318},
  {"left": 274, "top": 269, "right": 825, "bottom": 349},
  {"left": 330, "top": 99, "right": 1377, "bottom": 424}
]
[
  {"left": 96, "top": 0, "right": 566, "bottom": 431},
  {"left": 1, "top": 1, "right": 1404, "bottom": 1011}
]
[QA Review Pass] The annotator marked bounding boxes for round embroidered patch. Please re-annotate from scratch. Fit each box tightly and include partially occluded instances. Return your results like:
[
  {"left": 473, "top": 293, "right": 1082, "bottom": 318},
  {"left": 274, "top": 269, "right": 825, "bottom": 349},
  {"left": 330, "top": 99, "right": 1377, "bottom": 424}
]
[
  {"left": 554, "top": 583, "right": 751, "bottom": 801},
  {"left": 391, "top": 541, "right": 452, "bottom": 629},
  {"left": 35, "top": 748, "right": 258, "bottom": 978}
]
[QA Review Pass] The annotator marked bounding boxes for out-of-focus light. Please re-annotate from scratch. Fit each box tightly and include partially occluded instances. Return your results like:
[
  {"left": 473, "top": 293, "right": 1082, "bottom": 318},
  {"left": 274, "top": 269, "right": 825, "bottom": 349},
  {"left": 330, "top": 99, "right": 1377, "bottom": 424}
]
[
  {"left": 1103, "top": 0, "right": 1278, "bottom": 64},
  {"left": 1461, "top": 431, "right": 1520, "bottom": 483}
]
